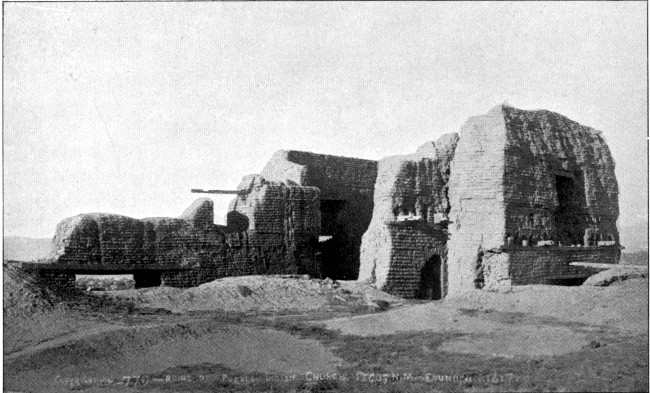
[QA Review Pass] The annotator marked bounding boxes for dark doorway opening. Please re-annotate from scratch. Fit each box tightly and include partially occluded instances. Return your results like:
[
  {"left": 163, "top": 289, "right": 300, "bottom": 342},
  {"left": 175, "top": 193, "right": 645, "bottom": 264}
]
[
  {"left": 554, "top": 175, "right": 586, "bottom": 245},
  {"left": 417, "top": 255, "right": 442, "bottom": 300},
  {"left": 320, "top": 200, "right": 347, "bottom": 236},
  {"left": 133, "top": 272, "right": 162, "bottom": 289},
  {"left": 542, "top": 275, "right": 589, "bottom": 286},
  {"left": 319, "top": 200, "right": 348, "bottom": 279}
]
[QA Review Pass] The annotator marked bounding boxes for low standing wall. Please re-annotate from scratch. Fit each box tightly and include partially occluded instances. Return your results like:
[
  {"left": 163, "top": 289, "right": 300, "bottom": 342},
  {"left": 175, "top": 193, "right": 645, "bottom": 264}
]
[
  {"left": 482, "top": 246, "right": 620, "bottom": 290},
  {"left": 46, "top": 198, "right": 230, "bottom": 288},
  {"left": 31, "top": 271, "right": 77, "bottom": 291}
]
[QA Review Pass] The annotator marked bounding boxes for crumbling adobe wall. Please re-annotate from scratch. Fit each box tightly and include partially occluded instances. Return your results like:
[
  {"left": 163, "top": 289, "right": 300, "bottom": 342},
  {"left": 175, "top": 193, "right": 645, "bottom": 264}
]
[
  {"left": 479, "top": 252, "right": 511, "bottom": 292},
  {"left": 261, "top": 150, "right": 377, "bottom": 195},
  {"left": 481, "top": 246, "right": 621, "bottom": 290},
  {"left": 446, "top": 104, "right": 620, "bottom": 295},
  {"left": 507, "top": 246, "right": 620, "bottom": 284},
  {"left": 29, "top": 271, "right": 77, "bottom": 291},
  {"left": 358, "top": 134, "right": 458, "bottom": 298},
  {"left": 50, "top": 213, "right": 149, "bottom": 265},
  {"left": 376, "top": 222, "right": 448, "bottom": 298},
  {"left": 261, "top": 150, "right": 377, "bottom": 279},
  {"left": 501, "top": 105, "right": 619, "bottom": 246},
  {"left": 49, "top": 199, "right": 229, "bottom": 287},
  {"left": 447, "top": 106, "right": 510, "bottom": 295},
  {"left": 225, "top": 174, "right": 321, "bottom": 277},
  {"left": 50, "top": 198, "right": 224, "bottom": 266}
]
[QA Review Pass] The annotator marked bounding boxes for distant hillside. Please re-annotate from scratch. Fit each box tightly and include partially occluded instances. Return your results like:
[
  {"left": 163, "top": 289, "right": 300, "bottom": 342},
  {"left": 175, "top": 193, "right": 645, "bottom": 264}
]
[
  {"left": 619, "top": 222, "right": 649, "bottom": 253},
  {"left": 3, "top": 237, "right": 52, "bottom": 262}
]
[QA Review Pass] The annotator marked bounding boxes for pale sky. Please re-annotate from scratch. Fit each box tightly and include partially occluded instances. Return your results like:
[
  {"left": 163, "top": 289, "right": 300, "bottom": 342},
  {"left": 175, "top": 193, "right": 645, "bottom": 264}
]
[{"left": 3, "top": 2, "right": 648, "bottom": 239}]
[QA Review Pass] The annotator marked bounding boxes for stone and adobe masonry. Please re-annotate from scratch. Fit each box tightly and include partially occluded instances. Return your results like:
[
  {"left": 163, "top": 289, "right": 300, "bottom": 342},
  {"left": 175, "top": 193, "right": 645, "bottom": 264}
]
[
  {"left": 260, "top": 150, "right": 378, "bottom": 279},
  {"left": 358, "top": 133, "right": 459, "bottom": 299},
  {"left": 445, "top": 105, "right": 619, "bottom": 295},
  {"left": 359, "top": 104, "right": 619, "bottom": 298},
  {"left": 223, "top": 174, "right": 321, "bottom": 278},
  {"left": 43, "top": 198, "right": 227, "bottom": 288},
  {"left": 32, "top": 104, "right": 620, "bottom": 297}
]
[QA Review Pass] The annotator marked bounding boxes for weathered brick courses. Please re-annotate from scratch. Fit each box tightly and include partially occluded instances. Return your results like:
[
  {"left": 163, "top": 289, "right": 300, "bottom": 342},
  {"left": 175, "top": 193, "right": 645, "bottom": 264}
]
[
  {"left": 40, "top": 104, "right": 621, "bottom": 296},
  {"left": 225, "top": 175, "right": 321, "bottom": 277},
  {"left": 359, "top": 134, "right": 458, "bottom": 298},
  {"left": 261, "top": 151, "right": 378, "bottom": 279},
  {"left": 363, "top": 104, "right": 620, "bottom": 298},
  {"left": 448, "top": 105, "right": 620, "bottom": 294}
]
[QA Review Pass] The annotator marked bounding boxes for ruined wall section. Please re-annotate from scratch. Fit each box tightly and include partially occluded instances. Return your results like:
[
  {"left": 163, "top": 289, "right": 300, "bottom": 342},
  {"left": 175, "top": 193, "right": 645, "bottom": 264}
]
[
  {"left": 446, "top": 105, "right": 620, "bottom": 295},
  {"left": 379, "top": 222, "right": 448, "bottom": 298},
  {"left": 225, "top": 175, "right": 321, "bottom": 277},
  {"left": 261, "top": 150, "right": 377, "bottom": 279},
  {"left": 49, "top": 198, "right": 223, "bottom": 268},
  {"left": 507, "top": 247, "right": 620, "bottom": 284},
  {"left": 501, "top": 106, "right": 619, "bottom": 246},
  {"left": 50, "top": 214, "right": 147, "bottom": 265},
  {"left": 359, "top": 134, "right": 458, "bottom": 298},
  {"left": 259, "top": 150, "right": 309, "bottom": 186},
  {"left": 48, "top": 199, "right": 230, "bottom": 287},
  {"left": 482, "top": 246, "right": 620, "bottom": 290},
  {"left": 446, "top": 106, "right": 509, "bottom": 296}
]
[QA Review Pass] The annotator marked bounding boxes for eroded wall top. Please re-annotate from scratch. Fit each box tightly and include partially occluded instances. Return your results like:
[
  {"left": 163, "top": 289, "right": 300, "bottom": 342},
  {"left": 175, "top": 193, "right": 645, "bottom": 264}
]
[
  {"left": 358, "top": 133, "right": 459, "bottom": 294},
  {"left": 260, "top": 150, "right": 378, "bottom": 200},
  {"left": 369, "top": 133, "right": 459, "bottom": 224},
  {"left": 501, "top": 105, "right": 619, "bottom": 244}
]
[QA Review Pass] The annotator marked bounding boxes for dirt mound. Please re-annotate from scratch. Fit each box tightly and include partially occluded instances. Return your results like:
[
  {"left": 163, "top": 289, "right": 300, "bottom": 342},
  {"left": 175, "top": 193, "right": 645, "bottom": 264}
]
[
  {"left": 5, "top": 320, "right": 341, "bottom": 393},
  {"left": 583, "top": 265, "right": 648, "bottom": 286},
  {"left": 3, "top": 264, "right": 98, "bottom": 357},
  {"left": 3, "top": 264, "right": 140, "bottom": 357},
  {"left": 3, "top": 264, "right": 60, "bottom": 317},
  {"left": 106, "top": 276, "right": 404, "bottom": 314}
]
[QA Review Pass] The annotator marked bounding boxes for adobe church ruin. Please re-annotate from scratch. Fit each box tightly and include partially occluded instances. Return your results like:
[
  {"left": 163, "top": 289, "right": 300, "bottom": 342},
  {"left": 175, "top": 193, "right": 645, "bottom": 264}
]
[
  {"left": 359, "top": 104, "right": 619, "bottom": 298},
  {"left": 40, "top": 104, "right": 621, "bottom": 298}
]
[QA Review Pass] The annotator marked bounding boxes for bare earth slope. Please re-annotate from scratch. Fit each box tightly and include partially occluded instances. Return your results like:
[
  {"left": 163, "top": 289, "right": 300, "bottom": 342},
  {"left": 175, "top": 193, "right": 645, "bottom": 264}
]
[
  {"left": 3, "top": 273, "right": 399, "bottom": 393},
  {"left": 4, "top": 268, "right": 647, "bottom": 392},
  {"left": 325, "top": 278, "right": 648, "bottom": 358},
  {"left": 5, "top": 321, "right": 342, "bottom": 393},
  {"left": 104, "top": 275, "right": 402, "bottom": 313}
]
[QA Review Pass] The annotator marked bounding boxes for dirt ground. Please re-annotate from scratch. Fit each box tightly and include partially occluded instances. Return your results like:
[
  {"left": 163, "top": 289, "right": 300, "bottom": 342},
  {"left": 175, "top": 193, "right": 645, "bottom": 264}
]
[
  {"left": 103, "top": 275, "right": 401, "bottom": 314},
  {"left": 3, "top": 264, "right": 648, "bottom": 392},
  {"left": 5, "top": 320, "right": 343, "bottom": 393},
  {"left": 325, "top": 277, "right": 648, "bottom": 357}
]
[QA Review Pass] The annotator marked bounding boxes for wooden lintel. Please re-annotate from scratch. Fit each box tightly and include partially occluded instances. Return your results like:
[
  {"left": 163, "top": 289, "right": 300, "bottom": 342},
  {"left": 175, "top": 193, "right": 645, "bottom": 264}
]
[{"left": 191, "top": 189, "right": 246, "bottom": 195}]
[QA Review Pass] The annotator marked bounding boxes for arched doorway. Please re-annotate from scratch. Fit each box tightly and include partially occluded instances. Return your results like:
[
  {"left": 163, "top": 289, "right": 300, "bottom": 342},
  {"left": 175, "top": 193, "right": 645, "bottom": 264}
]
[{"left": 417, "top": 255, "right": 442, "bottom": 300}]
